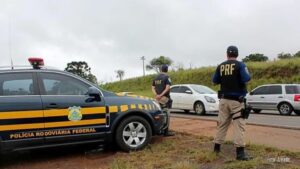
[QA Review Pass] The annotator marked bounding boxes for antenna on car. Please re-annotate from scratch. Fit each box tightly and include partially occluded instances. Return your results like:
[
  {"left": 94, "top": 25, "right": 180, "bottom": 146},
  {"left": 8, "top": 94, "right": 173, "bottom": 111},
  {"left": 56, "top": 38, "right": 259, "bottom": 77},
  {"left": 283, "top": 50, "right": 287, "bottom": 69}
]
[
  {"left": 9, "top": 17, "right": 14, "bottom": 70},
  {"left": 10, "top": 57, "right": 14, "bottom": 70}
]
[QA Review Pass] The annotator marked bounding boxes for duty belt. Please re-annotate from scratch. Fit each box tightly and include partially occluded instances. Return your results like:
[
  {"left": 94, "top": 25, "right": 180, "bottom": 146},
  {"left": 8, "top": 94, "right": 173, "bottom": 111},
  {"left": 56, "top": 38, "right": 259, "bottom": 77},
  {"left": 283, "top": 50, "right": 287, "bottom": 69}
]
[{"left": 222, "top": 95, "right": 241, "bottom": 102}]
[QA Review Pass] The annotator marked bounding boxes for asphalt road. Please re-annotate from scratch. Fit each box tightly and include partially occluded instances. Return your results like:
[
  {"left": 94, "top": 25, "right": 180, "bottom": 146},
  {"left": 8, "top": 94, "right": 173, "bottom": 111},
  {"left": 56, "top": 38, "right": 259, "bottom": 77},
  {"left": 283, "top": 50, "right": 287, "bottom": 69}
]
[{"left": 171, "top": 110, "right": 300, "bottom": 130}]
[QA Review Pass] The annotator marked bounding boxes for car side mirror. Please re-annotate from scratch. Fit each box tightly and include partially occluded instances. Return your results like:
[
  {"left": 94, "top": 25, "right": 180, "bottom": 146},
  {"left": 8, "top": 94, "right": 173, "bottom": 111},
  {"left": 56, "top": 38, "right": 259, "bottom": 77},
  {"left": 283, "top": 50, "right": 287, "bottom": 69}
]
[
  {"left": 185, "top": 90, "right": 193, "bottom": 94},
  {"left": 87, "top": 87, "right": 101, "bottom": 102},
  {"left": 249, "top": 91, "right": 254, "bottom": 95}
]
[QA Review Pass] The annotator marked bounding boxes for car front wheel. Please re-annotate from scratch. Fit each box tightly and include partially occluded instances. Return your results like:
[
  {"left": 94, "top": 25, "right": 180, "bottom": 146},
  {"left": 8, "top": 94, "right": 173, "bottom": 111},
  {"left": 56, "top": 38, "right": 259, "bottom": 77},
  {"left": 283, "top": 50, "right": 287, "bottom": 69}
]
[
  {"left": 115, "top": 116, "right": 152, "bottom": 152},
  {"left": 194, "top": 102, "right": 205, "bottom": 115},
  {"left": 278, "top": 103, "right": 293, "bottom": 116}
]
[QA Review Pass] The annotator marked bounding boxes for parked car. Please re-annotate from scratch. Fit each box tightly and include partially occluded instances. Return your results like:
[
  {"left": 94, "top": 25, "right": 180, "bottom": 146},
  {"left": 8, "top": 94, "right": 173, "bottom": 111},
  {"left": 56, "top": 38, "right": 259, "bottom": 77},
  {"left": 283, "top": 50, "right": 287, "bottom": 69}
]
[
  {"left": 0, "top": 58, "right": 166, "bottom": 153},
  {"left": 246, "top": 84, "right": 300, "bottom": 115},
  {"left": 170, "top": 84, "right": 219, "bottom": 115}
]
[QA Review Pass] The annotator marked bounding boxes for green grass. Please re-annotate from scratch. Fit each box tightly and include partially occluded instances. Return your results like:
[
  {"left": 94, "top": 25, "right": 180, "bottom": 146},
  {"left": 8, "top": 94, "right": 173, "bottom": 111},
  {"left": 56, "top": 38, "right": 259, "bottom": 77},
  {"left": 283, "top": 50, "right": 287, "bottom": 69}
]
[
  {"left": 110, "top": 133, "right": 300, "bottom": 169},
  {"left": 102, "top": 58, "right": 300, "bottom": 97}
]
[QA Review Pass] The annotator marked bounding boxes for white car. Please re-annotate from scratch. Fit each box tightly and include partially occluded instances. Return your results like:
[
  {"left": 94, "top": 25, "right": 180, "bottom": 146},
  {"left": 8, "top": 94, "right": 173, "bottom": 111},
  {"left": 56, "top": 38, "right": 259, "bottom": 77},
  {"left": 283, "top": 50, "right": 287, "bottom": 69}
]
[
  {"left": 246, "top": 84, "right": 300, "bottom": 115},
  {"left": 170, "top": 84, "right": 219, "bottom": 115}
]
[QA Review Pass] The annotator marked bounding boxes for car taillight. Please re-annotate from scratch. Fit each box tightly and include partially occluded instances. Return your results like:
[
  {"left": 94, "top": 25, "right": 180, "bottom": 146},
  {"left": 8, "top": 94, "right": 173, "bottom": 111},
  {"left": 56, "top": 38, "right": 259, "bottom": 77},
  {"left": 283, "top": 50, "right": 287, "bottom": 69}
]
[{"left": 294, "top": 95, "right": 300, "bottom": 102}]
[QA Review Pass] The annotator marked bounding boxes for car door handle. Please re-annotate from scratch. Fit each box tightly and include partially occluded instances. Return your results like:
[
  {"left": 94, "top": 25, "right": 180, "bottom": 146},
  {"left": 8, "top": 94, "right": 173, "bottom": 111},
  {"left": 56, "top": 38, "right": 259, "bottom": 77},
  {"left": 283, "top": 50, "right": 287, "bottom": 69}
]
[
  {"left": 260, "top": 96, "right": 265, "bottom": 98},
  {"left": 278, "top": 96, "right": 283, "bottom": 98},
  {"left": 46, "top": 103, "right": 59, "bottom": 108}
]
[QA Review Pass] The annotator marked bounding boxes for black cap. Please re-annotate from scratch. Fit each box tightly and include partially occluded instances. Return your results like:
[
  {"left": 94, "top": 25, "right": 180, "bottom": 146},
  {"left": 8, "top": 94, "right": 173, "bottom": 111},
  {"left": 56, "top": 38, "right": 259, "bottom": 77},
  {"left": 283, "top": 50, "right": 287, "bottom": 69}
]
[
  {"left": 161, "top": 64, "right": 168, "bottom": 72},
  {"left": 227, "top": 46, "right": 239, "bottom": 57}
]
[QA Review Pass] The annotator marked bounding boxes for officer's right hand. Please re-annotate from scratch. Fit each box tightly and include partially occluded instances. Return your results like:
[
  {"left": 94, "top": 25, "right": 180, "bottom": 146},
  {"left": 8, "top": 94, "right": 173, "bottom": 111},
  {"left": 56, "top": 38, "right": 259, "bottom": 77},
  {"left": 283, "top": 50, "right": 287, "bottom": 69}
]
[{"left": 155, "top": 95, "right": 162, "bottom": 101}]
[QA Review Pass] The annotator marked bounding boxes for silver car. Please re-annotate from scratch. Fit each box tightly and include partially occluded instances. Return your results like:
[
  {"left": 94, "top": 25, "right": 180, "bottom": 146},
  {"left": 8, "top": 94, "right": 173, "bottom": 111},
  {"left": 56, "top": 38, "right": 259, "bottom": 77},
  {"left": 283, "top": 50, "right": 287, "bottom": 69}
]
[{"left": 246, "top": 84, "right": 300, "bottom": 115}]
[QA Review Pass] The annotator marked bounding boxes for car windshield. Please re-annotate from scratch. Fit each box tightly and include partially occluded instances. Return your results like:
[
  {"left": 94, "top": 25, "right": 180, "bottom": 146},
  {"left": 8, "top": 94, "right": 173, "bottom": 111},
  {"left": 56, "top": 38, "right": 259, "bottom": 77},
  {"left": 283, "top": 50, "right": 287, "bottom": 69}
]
[{"left": 191, "top": 85, "right": 216, "bottom": 94}]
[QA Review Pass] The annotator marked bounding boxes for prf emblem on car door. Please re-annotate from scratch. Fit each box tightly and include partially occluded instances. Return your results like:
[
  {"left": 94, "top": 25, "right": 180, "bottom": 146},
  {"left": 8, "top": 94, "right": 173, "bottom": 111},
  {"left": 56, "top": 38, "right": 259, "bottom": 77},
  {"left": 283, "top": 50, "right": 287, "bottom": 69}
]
[{"left": 68, "top": 106, "right": 83, "bottom": 121}]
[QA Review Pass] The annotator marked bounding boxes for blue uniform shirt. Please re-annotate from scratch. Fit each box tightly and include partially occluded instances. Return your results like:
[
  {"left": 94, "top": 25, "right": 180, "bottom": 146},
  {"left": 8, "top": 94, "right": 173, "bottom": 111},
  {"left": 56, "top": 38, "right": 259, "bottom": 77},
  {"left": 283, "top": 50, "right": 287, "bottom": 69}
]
[{"left": 212, "top": 60, "right": 251, "bottom": 97}]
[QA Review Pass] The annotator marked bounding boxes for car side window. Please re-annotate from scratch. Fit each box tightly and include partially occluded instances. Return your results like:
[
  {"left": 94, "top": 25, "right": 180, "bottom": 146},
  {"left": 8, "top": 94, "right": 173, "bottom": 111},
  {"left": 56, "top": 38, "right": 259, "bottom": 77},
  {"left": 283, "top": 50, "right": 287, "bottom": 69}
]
[
  {"left": 268, "top": 86, "right": 282, "bottom": 95},
  {"left": 252, "top": 86, "right": 269, "bottom": 95},
  {"left": 170, "top": 86, "right": 180, "bottom": 93},
  {"left": 0, "top": 73, "right": 35, "bottom": 96},
  {"left": 285, "top": 86, "right": 300, "bottom": 94},
  {"left": 40, "top": 73, "right": 89, "bottom": 95},
  {"left": 179, "top": 86, "right": 190, "bottom": 94}
]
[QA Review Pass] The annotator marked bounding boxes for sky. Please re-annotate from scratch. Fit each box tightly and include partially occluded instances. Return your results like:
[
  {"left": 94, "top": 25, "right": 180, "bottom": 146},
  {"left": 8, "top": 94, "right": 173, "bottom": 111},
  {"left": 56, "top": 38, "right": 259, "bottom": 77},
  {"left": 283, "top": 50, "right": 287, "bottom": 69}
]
[{"left": 0, "top": 0, "right": 300, "bottom": 83}]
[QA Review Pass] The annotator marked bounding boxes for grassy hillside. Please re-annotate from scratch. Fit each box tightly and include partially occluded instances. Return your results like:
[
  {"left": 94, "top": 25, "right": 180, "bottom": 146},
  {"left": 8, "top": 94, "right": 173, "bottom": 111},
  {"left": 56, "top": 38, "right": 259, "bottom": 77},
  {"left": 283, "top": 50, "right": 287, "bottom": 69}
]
[{"left": 102, "top": 58, "right": 300, "bottom": 97}]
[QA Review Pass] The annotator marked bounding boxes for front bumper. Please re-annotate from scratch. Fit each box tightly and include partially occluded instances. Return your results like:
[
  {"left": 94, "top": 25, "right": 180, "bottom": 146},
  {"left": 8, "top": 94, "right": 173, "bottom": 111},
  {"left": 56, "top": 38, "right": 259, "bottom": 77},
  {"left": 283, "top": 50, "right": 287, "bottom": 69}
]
[
  {"left": 205, "top": 102, "right": 219, "bottom": 112},
  {"left": 151, "top": 111, "right": 168, "bottom": 135}
]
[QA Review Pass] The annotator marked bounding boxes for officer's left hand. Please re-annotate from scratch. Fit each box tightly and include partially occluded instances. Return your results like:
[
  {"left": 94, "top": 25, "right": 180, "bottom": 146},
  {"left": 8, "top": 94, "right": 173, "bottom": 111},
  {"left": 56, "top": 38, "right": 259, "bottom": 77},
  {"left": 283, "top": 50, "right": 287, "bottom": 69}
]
[{"left": 156, "top": 95, "right": 162, "bottom": 101}]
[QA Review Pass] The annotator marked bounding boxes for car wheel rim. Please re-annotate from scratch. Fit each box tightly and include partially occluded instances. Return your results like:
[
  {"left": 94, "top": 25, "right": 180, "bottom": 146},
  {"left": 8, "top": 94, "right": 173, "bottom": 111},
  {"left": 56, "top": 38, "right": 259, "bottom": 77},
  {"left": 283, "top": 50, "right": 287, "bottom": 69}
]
[
  {"left": 280, "top": 104, "right": 290, "bottom": 114},
  {"left": 122, "top": 122, "right": 147, "bottom": 148},
  {"left": 195, "top": 104, "right": 203, "bottom": 114}
]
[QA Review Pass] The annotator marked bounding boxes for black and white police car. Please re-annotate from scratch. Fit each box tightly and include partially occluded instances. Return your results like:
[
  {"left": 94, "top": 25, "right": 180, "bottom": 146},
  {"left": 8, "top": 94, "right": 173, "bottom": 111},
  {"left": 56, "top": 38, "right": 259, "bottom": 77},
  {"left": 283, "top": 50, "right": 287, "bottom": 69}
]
[{"left": 0, "top": 58, "right": 167, "bottom": 153}]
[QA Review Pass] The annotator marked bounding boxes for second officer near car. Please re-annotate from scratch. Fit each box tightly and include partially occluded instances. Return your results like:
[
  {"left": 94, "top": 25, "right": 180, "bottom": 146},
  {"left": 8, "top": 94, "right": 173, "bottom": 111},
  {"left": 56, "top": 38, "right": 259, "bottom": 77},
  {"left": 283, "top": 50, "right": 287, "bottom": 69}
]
[
  {"left": 212, "top": 46, "right": 252, "bottom": 160},
  {"left": 152, "top": 64, "right": 175, "bottom": 136}
]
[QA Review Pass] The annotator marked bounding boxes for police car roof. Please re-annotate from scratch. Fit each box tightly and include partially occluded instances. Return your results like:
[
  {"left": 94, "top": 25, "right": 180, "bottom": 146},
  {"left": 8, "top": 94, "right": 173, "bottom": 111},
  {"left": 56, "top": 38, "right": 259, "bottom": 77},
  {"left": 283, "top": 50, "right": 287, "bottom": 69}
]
[
  {"left": 0, "top": 66, "right": 78, "bottom": 79},
  {"left": 0, "top": 65, "right": 100, "bottom": 89},
  {"left": 0, "top": 65, "right": 59, "bottom": 72}
]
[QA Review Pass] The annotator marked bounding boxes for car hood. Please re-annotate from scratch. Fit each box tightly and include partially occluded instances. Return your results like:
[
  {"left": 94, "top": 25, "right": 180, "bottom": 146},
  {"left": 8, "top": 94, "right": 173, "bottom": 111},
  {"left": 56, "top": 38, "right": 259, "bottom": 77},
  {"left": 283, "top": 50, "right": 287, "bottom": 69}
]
[{"left": 105, "top": 94, "right": 154, "bottom": 106}]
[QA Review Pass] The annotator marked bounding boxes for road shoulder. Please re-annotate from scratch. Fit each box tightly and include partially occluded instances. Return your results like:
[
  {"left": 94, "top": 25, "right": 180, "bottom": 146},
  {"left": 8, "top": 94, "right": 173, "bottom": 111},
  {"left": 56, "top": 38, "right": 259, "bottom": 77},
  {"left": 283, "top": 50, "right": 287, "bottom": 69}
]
[{"left": 170, "top": 117, "right": 300, "bottom": 152}]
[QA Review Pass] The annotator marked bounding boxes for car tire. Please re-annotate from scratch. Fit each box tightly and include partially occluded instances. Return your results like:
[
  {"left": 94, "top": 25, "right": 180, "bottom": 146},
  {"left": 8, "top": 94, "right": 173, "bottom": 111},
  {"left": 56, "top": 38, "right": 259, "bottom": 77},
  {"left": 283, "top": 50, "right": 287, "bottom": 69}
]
[
  {"left": 252, "top": 109, "right": 262, "bottom": 113},
  {"left": 194, "top": 101, "right": 205, "bottom": 115},
  {"left": 278, "top": 103, "right": 293, "bottom": 116},
  {"left": 294, "top": 110, "right": 300, "bottom": 116},
  {"left": 184, "top": 110, "right": 190, "bottom": 113},
  {"left": 115, "top": 116, "right": 152, "bottom": 152}
]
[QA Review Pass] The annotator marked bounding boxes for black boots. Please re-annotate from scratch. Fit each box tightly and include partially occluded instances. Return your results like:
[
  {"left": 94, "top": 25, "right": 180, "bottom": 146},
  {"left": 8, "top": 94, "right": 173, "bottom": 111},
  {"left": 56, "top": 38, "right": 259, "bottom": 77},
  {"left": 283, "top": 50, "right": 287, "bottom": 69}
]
[
  {"left": 236, "top": 147, "right": 252, "bottom": 161},
  {"left": 213, "top": 144, "right": 252, "bottom": 161},
  {"left": 214, "top": 143, "right": 221, "bottom": 153}
]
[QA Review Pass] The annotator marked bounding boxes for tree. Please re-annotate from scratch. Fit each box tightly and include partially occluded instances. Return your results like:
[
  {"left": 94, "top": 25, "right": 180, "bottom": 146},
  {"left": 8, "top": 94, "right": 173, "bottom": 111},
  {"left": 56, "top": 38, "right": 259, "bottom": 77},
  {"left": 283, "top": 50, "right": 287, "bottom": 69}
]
[
  {"left": 278, "top": 52, "right": 292, "bottom": 59},
  {"left": 65, "top": 61, "right": 98, "bottom": 84},
  {"left": 115, "top": 70, "right": 125, "bottom": 81},
  {"left": 146, "top": 56, "right": 173, "bottom": 73},
  {"left": 242, "top": 53, "right": 268, "bottom": 62},
  {"left": 293, "top": 51, "right": 300, "bottom": 58}
]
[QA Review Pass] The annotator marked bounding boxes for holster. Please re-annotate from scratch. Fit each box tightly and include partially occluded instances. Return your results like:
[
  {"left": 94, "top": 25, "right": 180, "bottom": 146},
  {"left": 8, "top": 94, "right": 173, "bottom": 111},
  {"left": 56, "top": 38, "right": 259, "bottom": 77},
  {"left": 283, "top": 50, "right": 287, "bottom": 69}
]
[
  {"left": 217, "top": 91, "right": 223, "bottom": 99},
  {"left": 241, "top": 107, "right": 251, "bottom": 119},
  {"left": 232, "top": 97, "right": 252, "bottom": 120},
  {"left": 240, "top": 97, "right": 252, "bottom": 119}
]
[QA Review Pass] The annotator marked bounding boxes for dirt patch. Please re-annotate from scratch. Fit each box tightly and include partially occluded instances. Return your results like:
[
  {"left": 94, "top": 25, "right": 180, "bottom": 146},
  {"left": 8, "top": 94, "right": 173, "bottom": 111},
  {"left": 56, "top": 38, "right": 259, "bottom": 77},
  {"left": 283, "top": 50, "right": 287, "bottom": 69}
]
[
  {"left": 111, "top": 133, "right": 300, "bottom": 169},
  {"left": 170, "top": 117, "right": 300, "bottom": 152}
]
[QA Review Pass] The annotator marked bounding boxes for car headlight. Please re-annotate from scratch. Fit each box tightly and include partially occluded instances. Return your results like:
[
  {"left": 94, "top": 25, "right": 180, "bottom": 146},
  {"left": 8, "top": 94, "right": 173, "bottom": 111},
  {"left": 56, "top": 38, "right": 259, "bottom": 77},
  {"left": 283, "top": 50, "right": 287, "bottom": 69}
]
[
  {"left": 152, "top": 101, "right": 162, "bottom": 111},
  {"left": 205, "top": 96, "right": 216, "bottom": 103}
]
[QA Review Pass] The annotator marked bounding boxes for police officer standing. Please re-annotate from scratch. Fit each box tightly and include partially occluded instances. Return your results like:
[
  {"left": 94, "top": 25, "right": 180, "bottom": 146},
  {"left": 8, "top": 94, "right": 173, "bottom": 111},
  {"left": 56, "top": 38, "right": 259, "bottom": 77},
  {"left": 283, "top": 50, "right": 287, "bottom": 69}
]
[
  {"left": 152, "top": 64, "right": 175, "bottom": 136},
  {"left": 212, "top": 46, "right": 251, "bottom": 160}
]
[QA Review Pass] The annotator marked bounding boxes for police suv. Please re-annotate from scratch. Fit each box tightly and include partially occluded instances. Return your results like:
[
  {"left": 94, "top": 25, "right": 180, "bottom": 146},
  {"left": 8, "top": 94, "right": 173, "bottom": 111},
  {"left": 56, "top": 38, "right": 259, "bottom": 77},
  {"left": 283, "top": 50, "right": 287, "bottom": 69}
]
[{"left": 0, "top": 58, "right": 166, "bottom": 153}]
